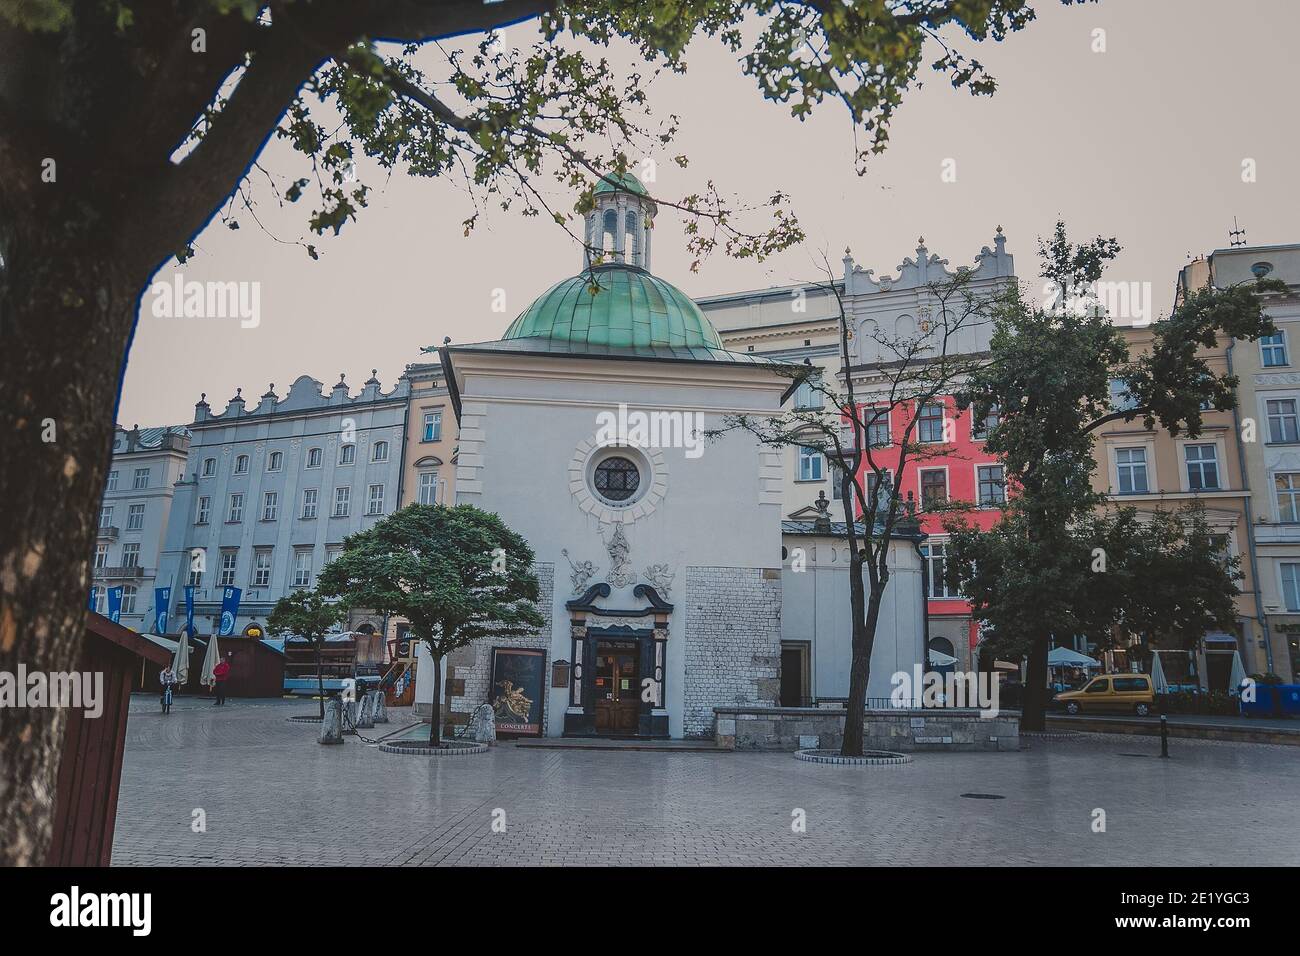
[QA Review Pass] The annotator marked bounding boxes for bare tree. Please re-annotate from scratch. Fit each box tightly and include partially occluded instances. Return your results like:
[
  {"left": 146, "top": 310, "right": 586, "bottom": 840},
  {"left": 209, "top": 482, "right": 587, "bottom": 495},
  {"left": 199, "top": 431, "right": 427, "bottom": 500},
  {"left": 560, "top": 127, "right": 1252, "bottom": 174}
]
[{"left": 718, "top": 254, "right": 993, "bottom": 756}]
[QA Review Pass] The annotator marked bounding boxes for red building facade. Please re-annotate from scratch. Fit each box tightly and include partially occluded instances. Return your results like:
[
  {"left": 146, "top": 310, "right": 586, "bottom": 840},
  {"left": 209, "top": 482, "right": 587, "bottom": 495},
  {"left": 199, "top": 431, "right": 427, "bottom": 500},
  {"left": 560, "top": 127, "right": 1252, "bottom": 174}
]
[{"left": 851, "top": 396, "right": 1006, "bottom": 669}]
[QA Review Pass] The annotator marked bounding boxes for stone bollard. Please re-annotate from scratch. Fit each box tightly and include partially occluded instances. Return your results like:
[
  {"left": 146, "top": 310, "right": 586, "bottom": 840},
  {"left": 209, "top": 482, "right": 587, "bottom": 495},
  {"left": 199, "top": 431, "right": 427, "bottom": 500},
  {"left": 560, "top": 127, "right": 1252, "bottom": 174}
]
[
  {"left": 372, "top": 690, "right": 389, "bottom": 724},
  {"left": 472, "top": 703, "right": 497, "bottom": 745},
  {"left": 356, "top": 691, "right": 375, "bottom": 729},
  {"left": 344, "top": 698, "right": 359, "bottom": 728},
  {"left": 319, "top": 698, "right": 344, "bottom": 745}
]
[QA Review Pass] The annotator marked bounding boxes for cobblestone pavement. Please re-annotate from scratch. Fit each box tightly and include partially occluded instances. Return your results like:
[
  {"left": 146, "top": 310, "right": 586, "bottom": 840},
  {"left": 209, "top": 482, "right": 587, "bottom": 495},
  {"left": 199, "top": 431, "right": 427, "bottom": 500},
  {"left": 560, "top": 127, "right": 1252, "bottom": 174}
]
[{"left": 112, "top": 696, "right": 1300, "bottom": 866}]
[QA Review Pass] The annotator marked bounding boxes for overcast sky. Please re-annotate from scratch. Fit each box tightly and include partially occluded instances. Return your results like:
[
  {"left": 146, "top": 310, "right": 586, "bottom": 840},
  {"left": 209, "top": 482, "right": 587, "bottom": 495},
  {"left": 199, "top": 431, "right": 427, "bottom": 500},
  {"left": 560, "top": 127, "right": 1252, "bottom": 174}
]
[{"left": 118, "top": 0, "right": 1300, "bottom": 428}]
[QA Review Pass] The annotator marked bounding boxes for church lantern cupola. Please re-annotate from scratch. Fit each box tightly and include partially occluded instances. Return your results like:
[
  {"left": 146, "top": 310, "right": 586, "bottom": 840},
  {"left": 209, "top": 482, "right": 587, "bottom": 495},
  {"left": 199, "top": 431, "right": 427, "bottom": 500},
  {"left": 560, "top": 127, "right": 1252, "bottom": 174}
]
[{"left": 585, "top": 170, "right": 656, "bottom": 271}]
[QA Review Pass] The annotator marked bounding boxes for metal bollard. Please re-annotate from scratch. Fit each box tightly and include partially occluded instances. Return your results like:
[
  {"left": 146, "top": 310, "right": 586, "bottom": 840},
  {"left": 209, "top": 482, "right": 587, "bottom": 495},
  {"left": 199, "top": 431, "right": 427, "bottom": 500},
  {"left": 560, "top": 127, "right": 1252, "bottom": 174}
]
[{"left": 1159, "top": 714, "right": 1169, "bottom": 758}]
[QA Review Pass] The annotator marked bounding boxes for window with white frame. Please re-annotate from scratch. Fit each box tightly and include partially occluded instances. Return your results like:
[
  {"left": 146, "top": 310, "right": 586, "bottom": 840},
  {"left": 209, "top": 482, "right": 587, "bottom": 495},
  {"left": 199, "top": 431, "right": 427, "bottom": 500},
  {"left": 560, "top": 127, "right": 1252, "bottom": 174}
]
[
  {"left": 830, "top": 463, "right": 845, "bottom": 501},
  {"left": 324, "top": 547, "right": 342, "bottom": 566},
  {"left": 106, "top": 470, "right": 118, "bottom": 492},
  {"left": 92, "top": 586, "right": 104, "bottom": 613},
  {"left": 94, "top": 544, "right": 108, "bottom": 569},
  {"left": 978, "top": 465, "right": 1007, "bottom": 506},
  {"left": 1185, "top": 443, "right": 1220, "bottom": 491},
  {"left": 302, "top": 488, "right": 318, "bottom": 519},
  {"left": 423, "top": 411, "right": 442, "bottom": 442},
  {"left": 1261, "top": 332, "right": 1289, "bottom": 368},
  {"left": 196, "top": 496, "right": 211, "bottom": 524},
  {"left": 293, "top": 550, "right": 312, "bottom": 588},
  {"left": 372, "top": 440, "right": 389, "bottom": 462},
  {"left": 866, "top": 409, "right": 890, "bottom": 448},
  {"left": 1277, "top": 473, "right": 1300, "bottom": 523},
  {"left": 922, "top": 542, "right": 959, "bottom": 599},
  {"left": 133, "top": 467, "right": 150, "bottom": 489},
  {"left": 919, "top": 469, "right": 947, "bottom": 509},
  {"left": 121, "top": 543, "right": 140, "bottom": 568},
  {"left": 333, "top": 487, "right": 351, "bottom": 517},
  {"left": 971, "top": 404, "right": 1000, "bottom": 440},
  {"left": 202, "top": 457, "right": 216, "bottom": 477},
  {"left": 1115, "top": 447, "right": 1149, "bottom": 494},
  {"left": 262, "top": 491, "right": 278, "bottom": 521},
  {"left": 126, "top": 504, "right": 145, "bottom": 531},
  {"left": 306, "top": 447, "right": 323, "bottom": 468},
  {"left": 367, "top": 484, "right": 385, "bottom": 515},
  {"left": 866, "top": 468, "right": 893, "bottom": 512},
  {"left": 252, "top": 549, "right": 273, "bottom": 587},
  {"left": 418, "top": 471, "right": 439, "bottom": 505},
  {"left": 267, "top": 450, "right": 283, "bottom": 471},
  {"left": 798, "top": 446, "right": 824, "bottom": 481},
  {"left": 339, "top": 444, "right": 356, "bottom": 465},
  {"left": 1267, "top": 399, "right": 1300, "bottom": 443},
  {"left": 1109, "top": 379, "right": 1138, "bottom": 411},
  {"left": 234, "top": 454, "right": 249, "bottom": 475},
  {"left": 100, "top": 506, "right": 113, "bottom": 528},
  {"left": 219, "top": 551, "right": 238, "bottom": 587},
  {"left": 121, "top": 585, "right": 138, "bottom": 614},
  {"left": 1282, "top": 562, "right": 1300, "bottom": 612},
  {"left": 188, "top": 556, "right": 203, "bottom": 588},
  {"left": 227, "top": 493, "right": 243, "bottom": 523},
  {"left": 918, "top": 403, "right": 945, "bottom": 443},
  {"left": 793, "top": 378, "right": 824, "bottom": 410}
]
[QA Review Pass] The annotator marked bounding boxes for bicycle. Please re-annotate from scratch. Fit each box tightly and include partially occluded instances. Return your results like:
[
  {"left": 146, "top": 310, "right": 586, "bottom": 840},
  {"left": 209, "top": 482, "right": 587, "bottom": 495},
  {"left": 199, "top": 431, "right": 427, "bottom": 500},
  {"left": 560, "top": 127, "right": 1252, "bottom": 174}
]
[{"left": 161, "top": 683, "right": 174, "bottom": 714}]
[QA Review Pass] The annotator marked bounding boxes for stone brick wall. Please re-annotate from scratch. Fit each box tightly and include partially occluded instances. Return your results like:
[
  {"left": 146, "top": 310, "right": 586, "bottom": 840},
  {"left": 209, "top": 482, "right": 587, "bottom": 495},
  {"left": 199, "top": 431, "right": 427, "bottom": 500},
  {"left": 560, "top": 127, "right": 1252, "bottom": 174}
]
[
  {"left": 682, "top": 566, "right": 782, "bottom": 738},
  {"left": 713, "top": 705, "right": 1021, "bottom": 752},
  {"left": 448, "top": 562, "right": 554, "bottom": 723}
]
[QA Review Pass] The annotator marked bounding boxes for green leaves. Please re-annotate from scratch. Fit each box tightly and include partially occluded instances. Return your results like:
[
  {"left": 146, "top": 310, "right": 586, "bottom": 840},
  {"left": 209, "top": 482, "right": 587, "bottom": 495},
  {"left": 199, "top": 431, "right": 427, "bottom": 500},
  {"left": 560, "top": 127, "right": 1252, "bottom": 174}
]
[
  {"left": 315, "top": 504, "right": 544, "bottom": 657},
  {"left": 267, "top": 588, "right": 347, "bottom": 644}
]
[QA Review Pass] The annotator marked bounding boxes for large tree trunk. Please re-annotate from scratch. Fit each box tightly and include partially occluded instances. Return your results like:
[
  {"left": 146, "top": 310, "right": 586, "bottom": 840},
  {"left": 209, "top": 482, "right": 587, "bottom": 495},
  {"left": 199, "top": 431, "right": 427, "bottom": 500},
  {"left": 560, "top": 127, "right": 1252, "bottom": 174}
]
[
  {"left": 0, "top": 224, "right": 138, "bottom": 865},
  {"left": 841, "top": 563, "right": 883, "bottom": 757},
  {"left": 315, "top": 640, "right": 325, "bottom": 720},
  {"left": 429, "top": 650, "right": 443, "bottom": 747},
  {"left": 1020, "top": 630, "right": 1051, "bottom": 731}
]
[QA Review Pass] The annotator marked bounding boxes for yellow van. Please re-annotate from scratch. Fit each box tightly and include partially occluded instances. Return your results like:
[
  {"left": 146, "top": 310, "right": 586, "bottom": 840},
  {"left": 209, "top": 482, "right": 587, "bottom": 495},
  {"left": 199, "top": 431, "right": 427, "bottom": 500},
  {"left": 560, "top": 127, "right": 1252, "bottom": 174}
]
[{"left": 1055, "top": 674, "right": 1155, "bottom": 717}]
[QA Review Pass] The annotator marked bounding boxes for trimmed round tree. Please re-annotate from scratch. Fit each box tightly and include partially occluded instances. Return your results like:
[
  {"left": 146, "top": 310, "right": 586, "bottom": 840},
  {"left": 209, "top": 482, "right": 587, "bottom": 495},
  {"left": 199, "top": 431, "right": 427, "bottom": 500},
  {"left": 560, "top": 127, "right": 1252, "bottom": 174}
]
[
  {"left": 267, "top": 588, "right": 347, "bottom": 720},
  {"left": 317, "top": 504, "right": 543, "bottom": 746}
]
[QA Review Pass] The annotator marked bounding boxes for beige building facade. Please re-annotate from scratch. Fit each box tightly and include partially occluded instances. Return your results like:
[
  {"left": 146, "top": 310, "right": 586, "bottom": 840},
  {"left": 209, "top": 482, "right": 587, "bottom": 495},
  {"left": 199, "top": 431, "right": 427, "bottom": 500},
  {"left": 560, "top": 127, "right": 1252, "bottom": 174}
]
[
  {"left": 1091, "top": 323, "right": 1271, "bottom": 687},
  {"left": 1184, "top": 244, "right": 1300, "bottom": 682},
  {"left": 398, "top": 360, "right": 458, "bottom": 508}
]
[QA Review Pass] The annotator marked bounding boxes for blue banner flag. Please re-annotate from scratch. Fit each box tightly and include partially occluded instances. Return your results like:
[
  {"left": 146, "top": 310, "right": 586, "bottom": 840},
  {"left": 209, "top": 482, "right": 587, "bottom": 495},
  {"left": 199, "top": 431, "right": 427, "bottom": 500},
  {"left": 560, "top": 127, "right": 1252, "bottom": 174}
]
[
  {"left": 154, "top": 586, "right": 171, "bottom": 634},
  {"left": 106, "top": 586, "right": 124, "bottom": 624},
  {"left": 218, "top": 586, "right": 241, "bottom": 636},
  {"left": 88, "top": 588, "right": 96, "bottom": 611},
  {"left": 184, "top": 585, "right": 196, "bottom": 637}
]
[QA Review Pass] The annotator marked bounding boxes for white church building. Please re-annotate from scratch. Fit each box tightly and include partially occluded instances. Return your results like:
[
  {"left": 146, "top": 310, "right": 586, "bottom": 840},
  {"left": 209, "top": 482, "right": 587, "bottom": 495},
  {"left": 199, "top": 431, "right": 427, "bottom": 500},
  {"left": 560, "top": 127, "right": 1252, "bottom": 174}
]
[{"left": 419, "top": 173, "right": 925, "bottom": 739}]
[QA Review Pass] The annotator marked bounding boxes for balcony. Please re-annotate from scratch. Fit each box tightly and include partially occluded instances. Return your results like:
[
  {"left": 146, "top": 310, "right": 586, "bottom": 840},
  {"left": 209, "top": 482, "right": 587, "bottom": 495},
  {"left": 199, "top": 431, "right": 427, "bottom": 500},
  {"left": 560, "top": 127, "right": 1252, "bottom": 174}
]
[
  {"left": 93, "top": 566, "right": 147, "bottom": 580},
  {"left": 97, "top": 526, "right": 119, "bottom": 540}
]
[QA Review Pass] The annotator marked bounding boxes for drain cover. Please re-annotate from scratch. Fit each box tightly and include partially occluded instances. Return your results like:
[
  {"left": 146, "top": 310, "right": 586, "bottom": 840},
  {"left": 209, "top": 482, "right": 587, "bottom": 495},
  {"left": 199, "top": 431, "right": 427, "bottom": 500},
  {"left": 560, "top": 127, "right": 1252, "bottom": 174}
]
[{"left": 960, "top": 792, "right": 1005, "bottom": 800}]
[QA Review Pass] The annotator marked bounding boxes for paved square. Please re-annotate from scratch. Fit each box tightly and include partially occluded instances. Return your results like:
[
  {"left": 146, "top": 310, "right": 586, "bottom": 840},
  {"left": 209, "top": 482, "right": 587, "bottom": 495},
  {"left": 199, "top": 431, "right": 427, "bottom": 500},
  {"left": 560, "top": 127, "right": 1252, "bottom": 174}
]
[{"left": 112, "top": 697, "right": 1300, "bottom": 866}]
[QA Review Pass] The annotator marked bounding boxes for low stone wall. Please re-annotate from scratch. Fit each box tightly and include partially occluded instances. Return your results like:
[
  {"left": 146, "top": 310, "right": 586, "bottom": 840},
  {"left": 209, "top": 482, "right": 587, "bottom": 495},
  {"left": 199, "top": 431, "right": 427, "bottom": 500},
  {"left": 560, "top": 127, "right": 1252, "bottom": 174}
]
[{"left": 713, "top": 705, "right": 1020, "bottom": 753}]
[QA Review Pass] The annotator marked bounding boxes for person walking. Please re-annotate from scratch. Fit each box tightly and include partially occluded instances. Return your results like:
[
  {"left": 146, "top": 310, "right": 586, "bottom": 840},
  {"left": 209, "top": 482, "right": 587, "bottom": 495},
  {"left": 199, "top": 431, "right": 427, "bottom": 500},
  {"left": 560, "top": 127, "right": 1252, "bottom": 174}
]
[{"left": 213, "top": 652, "right": 232, "bottom": 706}]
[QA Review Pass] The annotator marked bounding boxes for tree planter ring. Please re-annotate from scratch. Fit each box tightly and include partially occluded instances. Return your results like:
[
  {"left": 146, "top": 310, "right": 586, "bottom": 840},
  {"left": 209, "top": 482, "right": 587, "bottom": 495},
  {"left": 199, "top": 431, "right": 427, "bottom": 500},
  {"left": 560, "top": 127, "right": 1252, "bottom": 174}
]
[
  {"left": 379, "top": 740, "right": 489, "bottom": 756},
  {"left": 795, "top": 748, "right": 911, "bottom": 765},
  {"left": 287, "top": 715, "right": 324, "bottom": 723}
]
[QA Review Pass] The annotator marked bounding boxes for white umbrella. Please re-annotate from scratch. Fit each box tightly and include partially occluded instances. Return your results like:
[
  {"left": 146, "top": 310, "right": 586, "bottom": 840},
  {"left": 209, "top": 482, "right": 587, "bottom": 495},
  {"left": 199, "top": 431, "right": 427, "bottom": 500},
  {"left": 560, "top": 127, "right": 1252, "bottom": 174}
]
[
  {"left": 1229, "top": 650, "right": 1247, "bottom": 695},
  {"left": 173, "top": 630, "right": 192, "bottom": 685},
  {"left": 928, "top": 649, "right": 959, "bottom": 667},
  {"left": 1149, "top": 650, "right": 1169, "bottom": 694},
  {"left": 200, "top": 635, "right": 221, "bottom": 690},
  {"left": 1047, "top": 646, "right": 1100, "bottom": 668}
]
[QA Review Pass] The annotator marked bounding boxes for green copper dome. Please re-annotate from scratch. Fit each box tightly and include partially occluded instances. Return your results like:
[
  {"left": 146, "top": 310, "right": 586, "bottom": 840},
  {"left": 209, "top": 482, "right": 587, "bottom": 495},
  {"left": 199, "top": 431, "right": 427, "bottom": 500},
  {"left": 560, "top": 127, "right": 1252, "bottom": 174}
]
[
  {"left": 502, "top": 264, "right": 724, "bottom": 350},
  {"left": 593, "top": 170, "right": 648, "bottom": 197}
]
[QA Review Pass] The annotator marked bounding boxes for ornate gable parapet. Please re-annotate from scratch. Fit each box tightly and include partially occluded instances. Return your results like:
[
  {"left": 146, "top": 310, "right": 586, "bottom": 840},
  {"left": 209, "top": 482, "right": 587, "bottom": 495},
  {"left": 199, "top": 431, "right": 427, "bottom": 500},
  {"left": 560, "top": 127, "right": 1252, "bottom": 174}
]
[
  {"left": 842, "top": 228, "right": 1014, "bottom": 297},
  {"left": 196, "top": 371, "right": 411, "bottom": 425}
]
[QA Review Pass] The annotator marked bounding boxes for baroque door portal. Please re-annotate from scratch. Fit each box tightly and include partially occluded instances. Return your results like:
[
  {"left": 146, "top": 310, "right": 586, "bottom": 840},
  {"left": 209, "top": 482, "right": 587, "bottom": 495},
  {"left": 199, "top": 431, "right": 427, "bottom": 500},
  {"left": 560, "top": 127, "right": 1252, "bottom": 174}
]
[{"left": 593, "top": 640, "right": 640, "bottom": 733}]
